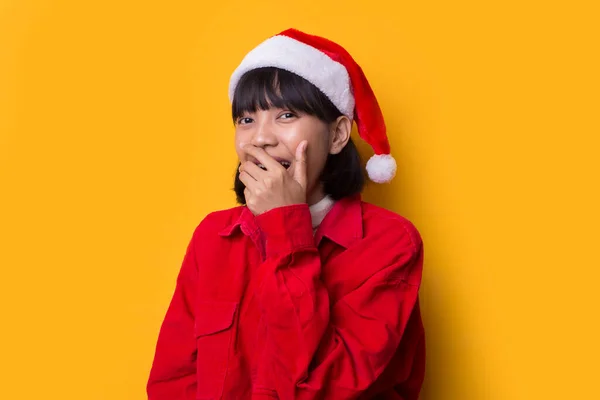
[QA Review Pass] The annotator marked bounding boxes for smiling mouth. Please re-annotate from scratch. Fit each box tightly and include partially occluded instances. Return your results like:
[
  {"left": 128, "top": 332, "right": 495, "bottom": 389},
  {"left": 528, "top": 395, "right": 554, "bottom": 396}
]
[{"left": 256, "top": 160, "right": 291, "bottom": 170}]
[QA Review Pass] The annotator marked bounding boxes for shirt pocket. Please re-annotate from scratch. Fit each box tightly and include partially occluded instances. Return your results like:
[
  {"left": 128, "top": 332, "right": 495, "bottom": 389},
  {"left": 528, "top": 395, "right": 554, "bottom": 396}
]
[{"left": 194, "top": 300, "right": 238, "bottom": 400}]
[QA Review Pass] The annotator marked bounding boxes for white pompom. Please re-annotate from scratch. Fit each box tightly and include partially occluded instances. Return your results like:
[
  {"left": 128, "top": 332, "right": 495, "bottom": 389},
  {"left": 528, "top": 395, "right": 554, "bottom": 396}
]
[{"left": 366, "top": 154, "right": 397, "bottom": 183}]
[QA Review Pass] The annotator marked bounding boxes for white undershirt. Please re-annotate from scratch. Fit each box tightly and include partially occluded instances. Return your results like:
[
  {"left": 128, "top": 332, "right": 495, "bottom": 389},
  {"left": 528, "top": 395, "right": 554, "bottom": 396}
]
[{"left": 309, "top": 195, "right": 336, "bottom": 233}]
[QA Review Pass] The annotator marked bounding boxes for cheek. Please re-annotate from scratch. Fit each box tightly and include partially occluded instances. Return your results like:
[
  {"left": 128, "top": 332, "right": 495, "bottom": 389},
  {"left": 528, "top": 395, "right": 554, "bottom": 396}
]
[
  {"left": 234, "top": 131, "right": 249, "bottom": 158},
  {"left": 306, "top": 147, "right": 329, "bottom": 179},
  {"left": 282, "top": 124, "right": 329, "bottom": 155},
  {"left": 302, "top": 138, "right": 330, "bottom": 182},
  {"left": 278, "top": 128, "right": 304, "bottom": 150},
  {"left": 306, "top": 131, "right": 331, "bottom": 166}
]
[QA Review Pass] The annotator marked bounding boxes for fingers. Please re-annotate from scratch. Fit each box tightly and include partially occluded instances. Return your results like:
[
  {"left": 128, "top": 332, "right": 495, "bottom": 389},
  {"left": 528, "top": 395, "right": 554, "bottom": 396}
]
[
  {"left": 293, "top": 140, "right": 308, "bottom": 189},
  {"left": 239, "top": 170, "right": 259, "bottom": 191},
  {"left": 239, "top": 161, "right": 264, "bottom": 181},
  {"left": 243, "top": 145, "right": 282, "bottom": 171}
]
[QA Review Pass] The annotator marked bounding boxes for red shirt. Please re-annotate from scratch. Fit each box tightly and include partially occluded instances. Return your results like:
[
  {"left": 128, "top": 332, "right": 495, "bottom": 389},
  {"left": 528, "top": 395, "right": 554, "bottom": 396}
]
[{"left": 147, "top": 194, "right": 425, "bottom": 400}]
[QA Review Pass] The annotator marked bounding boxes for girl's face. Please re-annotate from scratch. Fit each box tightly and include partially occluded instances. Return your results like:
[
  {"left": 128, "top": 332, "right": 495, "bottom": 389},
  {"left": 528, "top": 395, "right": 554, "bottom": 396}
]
[{"left": 235, "top": 108, "right": 349, "bottom": 205}]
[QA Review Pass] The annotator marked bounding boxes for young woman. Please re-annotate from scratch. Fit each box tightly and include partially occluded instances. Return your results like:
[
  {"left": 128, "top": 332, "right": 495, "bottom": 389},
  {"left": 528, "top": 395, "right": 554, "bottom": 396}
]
[{"left": 147, "top": 28, "right": 425, "bottom": 400}]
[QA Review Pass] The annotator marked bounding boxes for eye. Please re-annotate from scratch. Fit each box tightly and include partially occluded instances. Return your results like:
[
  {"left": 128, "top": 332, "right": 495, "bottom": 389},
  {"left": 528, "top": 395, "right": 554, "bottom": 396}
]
[
  {"left": 237, "top": 116, "right": 253, "bottom": 125},
  {"left": 278, "top": 112, "right": 297, "bottom": 120}
]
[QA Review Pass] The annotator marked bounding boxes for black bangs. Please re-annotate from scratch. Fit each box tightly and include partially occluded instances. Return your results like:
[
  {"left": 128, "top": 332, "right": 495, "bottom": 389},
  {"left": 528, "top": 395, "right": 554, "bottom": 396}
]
[{"left": 232, "top": 67, "right": 342, "bottom": 124}]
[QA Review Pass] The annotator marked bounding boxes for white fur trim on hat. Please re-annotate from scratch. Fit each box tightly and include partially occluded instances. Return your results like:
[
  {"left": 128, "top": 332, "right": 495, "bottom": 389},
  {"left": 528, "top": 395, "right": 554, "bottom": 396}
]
[
  {"left": 366, "top": 154, "right": 397, "bottom": 183},
  {"left": 229, "top": 35, "right": 355, "bottom": 119}
]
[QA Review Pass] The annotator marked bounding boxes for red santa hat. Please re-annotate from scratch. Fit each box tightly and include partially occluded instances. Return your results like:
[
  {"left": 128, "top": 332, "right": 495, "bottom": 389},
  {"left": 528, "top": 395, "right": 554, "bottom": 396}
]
[{"left": 228, "top": 28, "right": 397, "bottom": 183}]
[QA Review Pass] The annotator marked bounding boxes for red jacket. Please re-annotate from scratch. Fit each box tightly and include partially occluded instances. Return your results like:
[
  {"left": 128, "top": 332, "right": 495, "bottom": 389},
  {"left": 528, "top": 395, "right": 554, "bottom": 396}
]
[{"left": 147, "top": 194, "right": 425, "bottom": 400}]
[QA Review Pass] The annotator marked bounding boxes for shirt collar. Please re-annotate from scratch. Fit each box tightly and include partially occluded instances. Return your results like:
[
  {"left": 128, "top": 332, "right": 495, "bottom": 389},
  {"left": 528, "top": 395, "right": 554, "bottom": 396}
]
[
  {"left": 309, "top": 194, "right": 336, "bottom": 229},
  {"left": 315, "top": 193, "right": 363, "bottom": 248},
  {"left": 218, "top": 205, "right": 257, "bottom": 238},
  {"left": 219, "top": 193, "right": 363, "bottom": 249}
]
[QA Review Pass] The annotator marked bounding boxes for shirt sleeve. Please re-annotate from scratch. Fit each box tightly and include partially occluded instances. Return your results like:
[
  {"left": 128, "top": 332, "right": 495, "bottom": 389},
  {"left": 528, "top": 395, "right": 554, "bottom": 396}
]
[
  {"left": 254, "top": 204, "right": 424, "bottom": 400},
  {"left": 147, "top": 230, "right": 199, "bottom": 400}
]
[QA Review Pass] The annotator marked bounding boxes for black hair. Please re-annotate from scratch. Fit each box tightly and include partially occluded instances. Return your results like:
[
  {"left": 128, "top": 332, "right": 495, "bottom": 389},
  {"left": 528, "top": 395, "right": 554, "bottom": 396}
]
[{"left": 232, "top": 67, "right": 364, "bottom": 205}]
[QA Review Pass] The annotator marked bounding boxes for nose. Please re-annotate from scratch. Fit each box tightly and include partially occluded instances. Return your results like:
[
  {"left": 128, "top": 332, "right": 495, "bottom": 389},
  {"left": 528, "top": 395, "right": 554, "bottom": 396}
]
[{"left": 250, "top": 117, "right": 277, "bottom": 148}]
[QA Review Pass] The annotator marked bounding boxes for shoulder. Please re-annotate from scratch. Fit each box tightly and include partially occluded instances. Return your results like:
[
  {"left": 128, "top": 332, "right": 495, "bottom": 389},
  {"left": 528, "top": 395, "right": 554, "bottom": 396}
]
[
  {"left": 360, "top": 201, "right": 423, "bottom": 256},
  {"left": 190, "top": 205, "right": 245, "bottom": 240},
  {"left": 357, "top": 201, "right": 424, "bottom": 285}
]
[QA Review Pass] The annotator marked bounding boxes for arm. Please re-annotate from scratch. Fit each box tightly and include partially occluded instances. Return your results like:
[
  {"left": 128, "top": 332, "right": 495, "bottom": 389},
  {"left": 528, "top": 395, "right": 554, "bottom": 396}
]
[
  {"left": 255, "top": 205, "right": 423, "bottom": 400},
  {"left": 147, "top": 232, "right": 199, "bottom": 399}
]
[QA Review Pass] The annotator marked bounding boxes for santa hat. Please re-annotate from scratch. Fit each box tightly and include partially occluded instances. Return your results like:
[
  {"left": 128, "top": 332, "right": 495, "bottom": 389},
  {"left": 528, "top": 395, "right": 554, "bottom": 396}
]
[{"left": 228, "top": 28, "right": 396, "bottom": 183}]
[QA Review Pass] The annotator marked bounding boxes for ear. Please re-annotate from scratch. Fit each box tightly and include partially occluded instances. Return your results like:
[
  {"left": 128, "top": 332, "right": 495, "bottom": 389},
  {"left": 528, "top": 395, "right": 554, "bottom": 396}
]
[{"left": 328, "top": 115, "right": 352, "bottom": 155}]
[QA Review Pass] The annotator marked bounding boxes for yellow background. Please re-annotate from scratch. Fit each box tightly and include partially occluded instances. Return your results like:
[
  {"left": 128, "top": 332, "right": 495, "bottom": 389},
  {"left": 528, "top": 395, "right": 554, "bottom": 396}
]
[{"left": 1, "top": 1, "right": 599, "bottom": 399}]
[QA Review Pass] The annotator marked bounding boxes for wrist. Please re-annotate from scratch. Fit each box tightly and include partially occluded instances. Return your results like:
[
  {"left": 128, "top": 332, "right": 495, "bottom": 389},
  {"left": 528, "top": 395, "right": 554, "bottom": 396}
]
[{"left": 255, "top": 204, "right": 315, "bottom": 258}]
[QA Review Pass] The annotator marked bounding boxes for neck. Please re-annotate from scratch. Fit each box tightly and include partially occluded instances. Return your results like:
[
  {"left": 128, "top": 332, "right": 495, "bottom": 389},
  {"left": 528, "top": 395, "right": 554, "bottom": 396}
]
[
  {"left": 306, "top": 184, "right": 326, "bottom": 206},
  {"left": 308, "top": 194, "right": 335, "bottom": 230}
]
